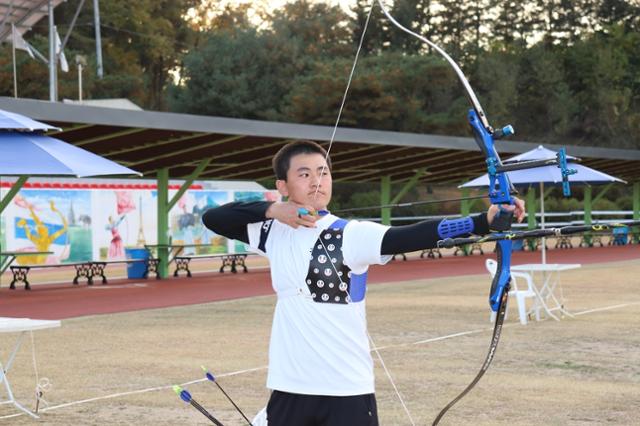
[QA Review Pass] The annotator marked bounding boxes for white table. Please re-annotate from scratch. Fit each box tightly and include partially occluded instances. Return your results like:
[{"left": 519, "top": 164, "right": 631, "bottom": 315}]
[
  {"left": 510, "top": 263, "right": 581, "bottom": 321},
  {"left": 0, "top": 317, "right": 61, "bottom": 418}
]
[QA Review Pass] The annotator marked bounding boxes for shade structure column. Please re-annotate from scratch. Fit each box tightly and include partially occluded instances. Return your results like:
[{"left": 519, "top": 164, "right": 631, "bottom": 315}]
[
  {"left": 633, "top": 182, "right": 640, "bottom": 243},
  {"left": 0, "top": 176, "right": 28, "bottom": 215},
  {"left": 583, "top": 184, "right": 612, "bottom": 246},
  {"left": 526, "top": 186, "right": 537, "bottom": 250},
  {"left": 390, "top": 168, "right": 426, "bottom": 205},
  {"left": 584, "top": 185, "right": 592, "bottom": 237},
  {"left": 166, "top": 158, "right": 212, "bottom": 212},
  {"left": 459, "top": 187, "right": 471, "bottom": 256},
  {"left": 157, "top": 168, "right": 170, "bottom": 278},
  {"left": 380, "top": 176, "right": 391, "bottom": 226}
]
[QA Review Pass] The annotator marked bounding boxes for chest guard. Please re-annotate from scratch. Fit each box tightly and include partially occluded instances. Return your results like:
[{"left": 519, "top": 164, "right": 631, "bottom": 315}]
[{"left": 304, "top": 219, "right": 367, "bottom": 304}]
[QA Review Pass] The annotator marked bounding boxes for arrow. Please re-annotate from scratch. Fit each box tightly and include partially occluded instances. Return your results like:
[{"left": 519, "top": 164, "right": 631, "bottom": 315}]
[
  {"left": 173, "top": 385, "right": 225, "bottom": 426},
  {"left": 438, "top": 220, "right": 640, "bottom": 248},
  {"left": 202, "top": 367, "right": 253, "bottom": 425}
]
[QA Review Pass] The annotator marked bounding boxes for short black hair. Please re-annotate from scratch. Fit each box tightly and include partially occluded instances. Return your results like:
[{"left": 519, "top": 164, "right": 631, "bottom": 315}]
[{"left": 272, "top": 140, "right": 331, "bottom": 181}]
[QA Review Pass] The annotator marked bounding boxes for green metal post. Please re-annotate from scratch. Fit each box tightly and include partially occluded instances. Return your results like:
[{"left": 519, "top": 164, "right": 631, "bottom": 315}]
[
  {"left": 584, "top": 186, "right": 592, "bottom": 246},
  {"left": 380, "top": 176, "right": 391, "bottom": 226},
  {"left": 157, "top": 168, "right": 170, "bottom": 278},
  {"left": 460, "top": 187, "right": 470, "bottom": 255},
  {"left": 592, "top": 183, "right": 613, "bottom": 205},
  {"left": 390, "top": 168, "right": 426, "bottom": 204},
  {"left": 526, "top": 186, "right": 536, "bottom": 229},
  {"left": 460, "top": 187, "right": 471, "bottom": 217},
  {"left": 526, "top": 186, "right": 537, "bottom": 250},
  {"left": 167, "top": 158, "right": 212, "bottom": 212},
  {"left": 0, "top": 176, "right": 28, "bottom": 214},
  {"left": 633, "top": 182, "right": 640, "bottom": 243}
]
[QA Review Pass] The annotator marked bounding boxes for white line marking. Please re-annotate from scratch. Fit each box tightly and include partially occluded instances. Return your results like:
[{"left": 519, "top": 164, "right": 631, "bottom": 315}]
[
  {"left": 573, "top": 301, "right": 640, "bottom": 316},
  {"left": 373, "top": 328, "right": 490, "bottom": 351},
  {"left": 1, "top": 301, "right": 637, "bottom": 420},
  {"left": 0, "top": 366, "right": 267, "bottom": 420}
]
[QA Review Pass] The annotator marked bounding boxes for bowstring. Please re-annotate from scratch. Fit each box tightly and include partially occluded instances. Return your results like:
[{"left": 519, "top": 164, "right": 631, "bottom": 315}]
[{"left": 310, "top": 1, "right": 416, "bottom": 424}]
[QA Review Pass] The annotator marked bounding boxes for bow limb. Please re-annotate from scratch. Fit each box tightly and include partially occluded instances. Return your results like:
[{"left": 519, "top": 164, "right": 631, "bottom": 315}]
[
  {"left": 373, "top": 3, "right": 580, "bottom": 424},
  {"left": 373, "top": 2, "right": 518, "bottom": 424},
  {"left": 374, "top": 0, "right": 490, "bottom": 130},
  {"left": 375, "top": 0, "right": 516, "bottom": 309}
]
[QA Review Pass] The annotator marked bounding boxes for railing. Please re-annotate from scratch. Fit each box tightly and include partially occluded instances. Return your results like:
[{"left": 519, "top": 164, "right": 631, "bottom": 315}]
[{"left": 353, "top": 210, "right": 638, "bottom": 229}]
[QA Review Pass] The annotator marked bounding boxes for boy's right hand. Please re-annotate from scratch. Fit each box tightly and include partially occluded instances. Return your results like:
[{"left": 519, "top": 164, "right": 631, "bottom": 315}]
[{"left": 266, "top": 202, "right": 318, "bottom": 229}]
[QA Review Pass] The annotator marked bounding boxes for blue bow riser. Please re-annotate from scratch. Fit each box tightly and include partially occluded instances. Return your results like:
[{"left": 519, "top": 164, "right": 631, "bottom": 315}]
[{"left": 490, "top": 239, "right": 513, "bottom": 311}]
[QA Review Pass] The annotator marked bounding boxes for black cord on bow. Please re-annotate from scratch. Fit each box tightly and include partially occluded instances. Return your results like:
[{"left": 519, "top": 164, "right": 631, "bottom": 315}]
[
  {"left": 438, "top": 220, "right": 640, "bottom": 248},
  {"left": 433, "top": 287, "right": 510, "bottom": 425}
]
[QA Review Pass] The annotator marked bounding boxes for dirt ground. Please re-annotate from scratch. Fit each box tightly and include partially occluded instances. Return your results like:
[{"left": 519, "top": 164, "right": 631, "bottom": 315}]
[{"left": 1, "top": 258, "right": 639, "bottom": 425}]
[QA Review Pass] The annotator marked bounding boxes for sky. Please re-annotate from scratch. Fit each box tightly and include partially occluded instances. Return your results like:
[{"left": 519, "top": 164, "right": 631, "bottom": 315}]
[
  {"left": 186, "top": 0, "right": 359, "bottom": 27},
  {"left": 219, "top": 0, "right": 356, "bottom": 14}
]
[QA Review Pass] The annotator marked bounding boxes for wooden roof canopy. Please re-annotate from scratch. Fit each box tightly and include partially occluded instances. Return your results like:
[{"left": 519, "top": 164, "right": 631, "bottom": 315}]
[{"left": 2, "top": 97, "right": 639, "bottom": 185}]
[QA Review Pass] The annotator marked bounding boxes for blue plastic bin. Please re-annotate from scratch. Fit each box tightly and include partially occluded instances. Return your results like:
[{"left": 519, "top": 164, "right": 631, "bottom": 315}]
[
  {"left": 125, "top": 248, "right": 149, "bottom": 279},
  {"left": 612, "top": 226, "right": 628, "bottom": 245}
]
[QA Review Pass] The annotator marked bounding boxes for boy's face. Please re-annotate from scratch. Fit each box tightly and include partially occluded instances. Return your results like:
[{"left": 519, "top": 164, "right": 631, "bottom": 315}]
[{"left": 276, "top": 153, "right": 332, "bottom": 210}]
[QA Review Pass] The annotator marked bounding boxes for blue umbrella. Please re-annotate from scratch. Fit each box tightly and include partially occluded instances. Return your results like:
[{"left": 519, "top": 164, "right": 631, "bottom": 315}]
[
  {"left": 0, "top": 109, "right": 140, "bottom": 178},
  {"left": 461, "top": 145, "right": 624, "bottom": 262},
  {"left": 461, "top": 145, "right": 624, "bottom": 187},
  {"left": 0, "top": 109, "right": 60, "bottom": 132},
  {"left": 0, "top": 109, "right": 140, "bottom": 216},
  {"left": 0, "top": 131, "right": 139, "bottom": 177}
]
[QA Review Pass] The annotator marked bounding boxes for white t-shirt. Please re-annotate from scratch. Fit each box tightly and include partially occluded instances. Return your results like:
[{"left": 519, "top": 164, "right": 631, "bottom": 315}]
[{"left": 247, "top": 213, "right": 391, "bottom": 396}]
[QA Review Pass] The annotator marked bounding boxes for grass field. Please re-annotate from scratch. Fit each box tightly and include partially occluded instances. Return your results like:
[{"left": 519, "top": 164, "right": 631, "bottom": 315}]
[{"left": 1, "top": 258, "right": 639, "bottom": 425}]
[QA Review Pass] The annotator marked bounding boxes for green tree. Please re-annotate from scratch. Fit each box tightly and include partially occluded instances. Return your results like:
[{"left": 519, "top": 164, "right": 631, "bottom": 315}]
[
  {"left": 385, "top": 0, "right": 437, "bottom": 54},
  {"left": 565, "top": 25, "right": 640, "bottom": 148},
  {"left": 0, "top": 0, "right": 195, "bottom": 109},
  {"left": 94, "top": 0, "right": 195, "bottom": 109},
  {"left": 432, "top": 0, "right": 474, "bottom": 60},
  {"left": 596, "top": 0, "right": 640, "bottom": 30},
  {"left": 511, "top": 44, "right": 577, "bottom": 141},
  {"left": 283, "top": 53, "right": 467, "bottom": 134},
  {"left": 351, "top": 0, "right": 388, "bottom": 55},
  {"left": 488, "top": 0, "right": 538, "bottom": 49},
  {"left": 168, "top": 28, "right": 287, "bottom": 119},
  {"left": 268, "top": 0, "right": 354, "bottom": 59}
]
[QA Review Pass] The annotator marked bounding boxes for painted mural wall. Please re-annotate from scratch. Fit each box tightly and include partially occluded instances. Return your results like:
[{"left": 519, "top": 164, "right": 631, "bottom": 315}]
[{"left": 1, "top": 182, "right": 279, "bottom": 265}]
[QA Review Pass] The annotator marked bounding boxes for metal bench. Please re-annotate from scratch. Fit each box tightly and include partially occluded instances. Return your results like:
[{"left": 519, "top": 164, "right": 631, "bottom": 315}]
[
  {"left": 554, "top": 235, "right": 573, "bottom": 249},
  {"left": 9, "top": 262, "right": 93, "bottom": 290},
  {"left": 8, "top": 258, "right": 160, "bottom": 290},
  {"left": 579, "top": 232, "right": 606, "bottom": 248},
  {"left": 173, "top": 254, "right": 248, "bottom": 277},
  {"left": 420, "top": 248, "right": 442, "bottom": 259},
  {"left": 89, "top": 258, "right": 160, "bottom": 284},
  {"left": 454, "top": 242, "right": 483, "bottom": 256}
]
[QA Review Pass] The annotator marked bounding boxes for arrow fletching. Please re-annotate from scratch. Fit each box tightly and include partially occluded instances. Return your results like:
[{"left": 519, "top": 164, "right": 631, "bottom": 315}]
[
  {"left": 202, "top": 365, "right": 216, "bottom": 382},
  {"left": 173, "top": 385, "right": 192, "bottom": 403}
]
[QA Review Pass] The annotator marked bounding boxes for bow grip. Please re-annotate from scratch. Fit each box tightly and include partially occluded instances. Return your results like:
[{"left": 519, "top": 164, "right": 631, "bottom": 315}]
[
  {"left": 489, "top": 240, "right": 512, "bottom": 311},
  {"left": 490, "top": 205, "right": 514, "bottom": 232},
  {"left": 489, "top": 206, "right": 514, "bottom": 311}
]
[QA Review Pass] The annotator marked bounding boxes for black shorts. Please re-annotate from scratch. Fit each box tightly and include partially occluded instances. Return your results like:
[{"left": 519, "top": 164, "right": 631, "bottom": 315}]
[{"left": 267, "top": 390, "right": 379, "bottom": 426}]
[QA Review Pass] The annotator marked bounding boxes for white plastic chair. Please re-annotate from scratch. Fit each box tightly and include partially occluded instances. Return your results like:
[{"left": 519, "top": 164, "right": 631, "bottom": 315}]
[{"left": 485, "top": 259, "right": 538, "bottom": 325}]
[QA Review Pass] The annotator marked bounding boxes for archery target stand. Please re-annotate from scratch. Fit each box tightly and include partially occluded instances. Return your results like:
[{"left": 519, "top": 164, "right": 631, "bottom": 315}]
[{"left": 0, "top": 317, "right": 61, "bottom": 418}]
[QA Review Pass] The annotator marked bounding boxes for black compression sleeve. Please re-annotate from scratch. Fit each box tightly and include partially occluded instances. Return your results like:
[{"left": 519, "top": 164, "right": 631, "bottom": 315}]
[
  {"left": 381, "top": 213, "right": 490, "bottom": 255},
  {"left": 201, "top": 201, "right": 274, "bottom": 244}
]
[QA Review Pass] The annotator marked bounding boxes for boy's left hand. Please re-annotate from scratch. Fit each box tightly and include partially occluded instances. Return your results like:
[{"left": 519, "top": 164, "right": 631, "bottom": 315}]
[{"left": 487, "top": 196, "right": 526, "bottom": 225}]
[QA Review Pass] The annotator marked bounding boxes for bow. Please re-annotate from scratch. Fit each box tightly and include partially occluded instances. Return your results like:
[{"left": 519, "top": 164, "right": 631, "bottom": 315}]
[
  {"left": 319, "top": 1, "right": 577, "bottom": 424},
  {"left": 371, "top": 1, "right": 579, "bottom": 424}
]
